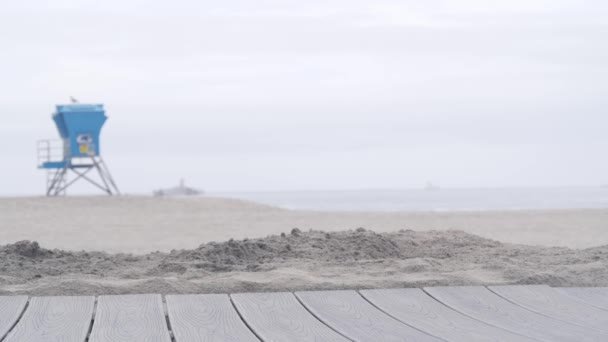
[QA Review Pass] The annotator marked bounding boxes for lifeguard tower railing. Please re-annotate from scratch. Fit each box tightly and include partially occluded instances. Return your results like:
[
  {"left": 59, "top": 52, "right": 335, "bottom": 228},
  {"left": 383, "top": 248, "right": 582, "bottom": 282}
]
[{"left": 37, "top": 139, "right": 67, "bottom": 195}]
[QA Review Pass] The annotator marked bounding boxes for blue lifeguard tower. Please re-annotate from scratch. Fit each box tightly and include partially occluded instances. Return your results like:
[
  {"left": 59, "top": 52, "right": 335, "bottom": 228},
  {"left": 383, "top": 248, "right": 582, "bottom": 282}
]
[{"left": 37, "top": 102, "right": 120, "bottom": 196}]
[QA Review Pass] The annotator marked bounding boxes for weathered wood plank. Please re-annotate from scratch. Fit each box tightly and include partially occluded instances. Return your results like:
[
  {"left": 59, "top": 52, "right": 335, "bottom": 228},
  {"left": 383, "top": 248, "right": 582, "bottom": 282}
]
[
  {"left": 360, "top": 288, "right": 535, "bottom": 342},
  {"left": 89, "top": 294, "right": 171, "bottom": 342},
  {"left": 556, "top": 287, "right": 608, "bottom": 311},
  {"left": 231, "top": 292, "right": 349, "bottom": 342},
  {"left": 4, "top": 296, "right": 94, "bottom": 342},
  {"left": 426, "top": 286, "right": 608, "bottom": 342},
  {"left": 0, "top": 296, "right": 28, "bottom": 340},
  {"left": 296, "top": 290, "right": 441, "bottom": 342},
  {"left": 166, "top": 294, "right": 259, "bottom": 342},
  {"left": 489, "top": 285, "right": 608, "bottom": 333}
]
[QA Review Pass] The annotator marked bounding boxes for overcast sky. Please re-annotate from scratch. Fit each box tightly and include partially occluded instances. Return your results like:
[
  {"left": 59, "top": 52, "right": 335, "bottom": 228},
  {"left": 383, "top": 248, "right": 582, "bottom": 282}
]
[{"left": 1, "top": 0, "right": 607, "bottom": 195}]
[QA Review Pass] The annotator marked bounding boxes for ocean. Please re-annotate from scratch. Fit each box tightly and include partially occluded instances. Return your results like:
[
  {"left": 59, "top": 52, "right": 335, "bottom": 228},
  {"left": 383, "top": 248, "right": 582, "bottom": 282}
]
[{"left": 217, "top": 186, "right": 608, "bottom": 211}]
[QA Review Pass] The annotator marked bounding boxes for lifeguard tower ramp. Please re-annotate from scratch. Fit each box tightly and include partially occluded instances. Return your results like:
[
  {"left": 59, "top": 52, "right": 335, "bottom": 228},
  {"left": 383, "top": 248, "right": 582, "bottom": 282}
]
[{"left": 37, "top": 103, "right": 120, "bottom": 196}]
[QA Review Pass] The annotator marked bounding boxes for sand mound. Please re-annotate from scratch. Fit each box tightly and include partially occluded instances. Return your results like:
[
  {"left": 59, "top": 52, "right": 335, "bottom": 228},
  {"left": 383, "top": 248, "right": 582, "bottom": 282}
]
[
  {"left": 173, "top": 228, "right": 403, "bottom": 267},
  {"left": 0, "top": 229, "right": 607, "bottom": 295},
  {"left": 3, "top": 241, "right": 53, "bottom": 258}
]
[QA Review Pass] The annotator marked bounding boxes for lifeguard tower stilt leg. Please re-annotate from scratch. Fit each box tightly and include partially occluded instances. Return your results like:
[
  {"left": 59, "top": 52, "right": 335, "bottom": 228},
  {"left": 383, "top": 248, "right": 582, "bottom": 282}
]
[
  {"left": 38, "top": 103, "right": 120, "bottom": 196},
  {"left": 44, "top": 157, "right": 120, "bottom": 196}
]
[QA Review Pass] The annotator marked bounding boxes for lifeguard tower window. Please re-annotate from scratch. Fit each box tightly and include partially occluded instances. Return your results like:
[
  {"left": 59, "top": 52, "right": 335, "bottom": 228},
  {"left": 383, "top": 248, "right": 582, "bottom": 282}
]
[{"left": 37, "top": 103, "right": 120, "bottom": 196}]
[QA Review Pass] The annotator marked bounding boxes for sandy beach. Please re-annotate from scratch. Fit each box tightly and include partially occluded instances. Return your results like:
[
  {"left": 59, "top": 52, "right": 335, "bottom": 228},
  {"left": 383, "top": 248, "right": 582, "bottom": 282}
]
[
  {"left": 1, "top": 196, "right": 608, "bottom": 296},
  {"left": 2, "top": 196, "right": 608, "bottom": 253}
]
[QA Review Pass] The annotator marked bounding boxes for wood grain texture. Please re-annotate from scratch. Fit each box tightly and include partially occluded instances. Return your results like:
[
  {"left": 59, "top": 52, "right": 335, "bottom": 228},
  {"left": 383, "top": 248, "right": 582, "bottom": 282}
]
[
  {"left": 166, "top": 294, "right": 259, "bottom": 342},
  {"left": 4, "top": 296, "right": 94, "bottom": 342},
  {"left": 0, "top": 296, "right": 28, "bottom": 340},
  {"left": 295, "top": 290, "right": 441, "bottom": 342},
  {"left": 556, "top": 287, "right": 608, "bottom": 311},
  {"left": 426, "top": 286, "right": 608, "bottom": 342},
  {"left": 231, "top": 292, "right": 349, "bottom": 342},
  {"left": 360, "top": 288, "right": 535, "bottom": 342},
  {"left": 89, "top": 294, "right": 171, "bottom": 342},
  {"left": 489, "top": 285, "right": 608, "bottom": 333}
]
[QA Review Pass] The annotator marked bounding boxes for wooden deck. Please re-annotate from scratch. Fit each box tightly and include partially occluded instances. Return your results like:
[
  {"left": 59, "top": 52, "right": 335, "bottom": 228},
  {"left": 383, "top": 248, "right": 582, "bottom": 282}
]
[{"left": 1, "top": 286, "right": 607, "bottom": 341}]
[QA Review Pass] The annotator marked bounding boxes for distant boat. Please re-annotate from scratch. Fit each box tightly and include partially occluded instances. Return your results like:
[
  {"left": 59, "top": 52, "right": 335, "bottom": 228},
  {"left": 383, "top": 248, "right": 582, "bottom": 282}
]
[
  {"left": 425, "top": 182, "right": 440, "bottom": 191},
  {"left": 153, "top": 179, "right": 203, "bottom": 196}
]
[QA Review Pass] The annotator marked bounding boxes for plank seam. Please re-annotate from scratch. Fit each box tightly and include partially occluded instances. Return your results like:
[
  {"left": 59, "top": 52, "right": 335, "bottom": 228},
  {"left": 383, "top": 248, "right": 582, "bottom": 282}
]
[
  {"left": 421, "top": 288, "right": 544, "bottom": 342},
  {"left": 0, "top": 297, "right": 29, "bottom": 342},
  {"left": 292, "top": 293, "right": 355, "bottom": 342},
  {"left": 84, "top": 296, "right": 98, "bottom": 342},
  {"left": 355, "top": 290, "right": 449, "bottom": 342},
  {"left": 228, "top": 294, "right": 263, "bottom": 342},
  {"left": 485, "top": 286, "right": 607, "bottom": 333},
  {"left": 161, "top": 296, "right": 176, "bottom": 342}
]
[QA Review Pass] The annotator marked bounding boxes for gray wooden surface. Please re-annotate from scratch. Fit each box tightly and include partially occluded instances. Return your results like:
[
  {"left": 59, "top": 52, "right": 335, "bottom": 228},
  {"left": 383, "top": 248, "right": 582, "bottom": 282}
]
[
  {"left": 556, "top": 287, "right": 608, "bottom": 311},
  {"left": 0, "top": 296, "right": 28, "bottom": 340},
  {"left": 360, "top": 288, "right": 536, "bottom": 342},
  {"left": 166, "top": 294, "right": 259, "bottom": 342},
  {"left": 489, "top": 285, "right": 608, "bottom": 333},
  {"left": 426, "top": 286, "right": 608, "bottom": 342},
  {"left": 4, "top": 296, "right": 94, "bottom": 342},
  {"left": 231, "top": 292, "right": 349, "bottom": 342},
  {"left": 89, "top": 294, "right": 171, "bottom": 342},
  {"left": 2, "top": 286, "right": 607, "bottom": 341},
  {"left": 296, "top": 290, "right": 441, "bottom": 342}
]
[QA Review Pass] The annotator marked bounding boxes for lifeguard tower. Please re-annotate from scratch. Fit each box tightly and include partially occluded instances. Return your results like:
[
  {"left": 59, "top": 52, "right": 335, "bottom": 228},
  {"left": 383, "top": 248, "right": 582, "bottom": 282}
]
[{"left": 37, "top": 103, "right": 120, "bottom": 196}]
